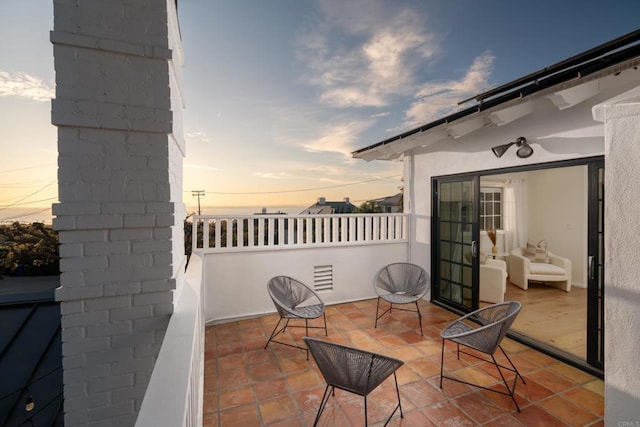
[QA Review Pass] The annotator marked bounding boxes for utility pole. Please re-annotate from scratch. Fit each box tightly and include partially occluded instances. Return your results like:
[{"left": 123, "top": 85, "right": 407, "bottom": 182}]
[{"left": 192, "top": 190, "right": 205, "bottom": 215}]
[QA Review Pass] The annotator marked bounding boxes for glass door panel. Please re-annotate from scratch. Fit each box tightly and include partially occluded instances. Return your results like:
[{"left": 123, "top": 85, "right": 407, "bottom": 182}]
[{"left": 433, "top": 177, "right": 478, "bottom": 310}]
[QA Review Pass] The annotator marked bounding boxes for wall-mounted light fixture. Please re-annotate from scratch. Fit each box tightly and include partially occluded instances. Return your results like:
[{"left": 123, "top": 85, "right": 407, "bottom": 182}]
[
  {"left": 25, "top": 388, "right": 35, "bottom": 412},
  {"left": 491, "top": 137, "right": 533, "bottom": 158}
]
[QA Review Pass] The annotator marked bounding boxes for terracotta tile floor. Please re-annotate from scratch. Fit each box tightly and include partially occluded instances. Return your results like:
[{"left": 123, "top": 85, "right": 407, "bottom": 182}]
[{"left": 204, "top": 299, "right": 604, "bottom": 426}]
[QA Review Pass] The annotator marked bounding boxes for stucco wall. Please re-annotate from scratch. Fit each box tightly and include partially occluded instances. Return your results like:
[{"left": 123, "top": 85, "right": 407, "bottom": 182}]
[
  {"left": 595, "top": 92, "right": 640, "bottom": 424},
  {"left": 203, "top": 243, "right": 408, "bottom": 323}
]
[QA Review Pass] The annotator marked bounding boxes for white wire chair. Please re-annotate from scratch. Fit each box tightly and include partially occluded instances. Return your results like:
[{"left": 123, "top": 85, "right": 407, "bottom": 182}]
[
  {"left": 373, "top": 263, "right": 430, "bottom": 335},
  {"left": 264, "top": 276, "right": 327, "bottom": 359},
  {"left": 304, "top": 337, "right": 404, "bottom": 427},
  {"left": 439, "top": 301, "right": 526, "bottom": 411}
]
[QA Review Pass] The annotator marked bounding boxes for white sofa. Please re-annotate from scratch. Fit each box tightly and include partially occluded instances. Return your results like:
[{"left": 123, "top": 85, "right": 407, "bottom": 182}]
[
  {"left": 480, "top": 259, "right": 507, "bottom": 303},
  {"left": 509, "top": 247, "right": 572, "bottom": 292}
]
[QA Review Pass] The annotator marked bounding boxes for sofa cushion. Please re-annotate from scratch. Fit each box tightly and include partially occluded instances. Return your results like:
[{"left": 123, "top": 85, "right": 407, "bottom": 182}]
[
  {"left": 530, "top": 262, "right": 565, "bottom": 275},
  {"left": 525, "top": 240, "right": 549, "bottom": 263}
]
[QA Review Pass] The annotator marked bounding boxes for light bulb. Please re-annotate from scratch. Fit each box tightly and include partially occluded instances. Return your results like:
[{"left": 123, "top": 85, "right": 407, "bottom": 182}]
[{"left": 25, "top": 395, "right": 35, "bottom": 412}]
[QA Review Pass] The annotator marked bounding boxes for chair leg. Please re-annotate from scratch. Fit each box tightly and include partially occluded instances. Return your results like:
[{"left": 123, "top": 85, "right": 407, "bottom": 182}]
[
  {"left": 322, "top": 312, "right": 327, "bottom": 336},
  {"left": 439, "top": 338, "right": 445, "bottom": 388},
  {"left": 491, "top": 353, "right": 521, "bottom": 412},
  {"left": 414, "top": 301, "right": 423, "bottom": 335},
  {"left": 374, "top": 297, "right": 381, "bottom": 328},
  {"left": 393, "top": 371, "right": 403, "bottom": 420},
  {"left": 305, "top": 319, "right": 309, "bottom": 359},
  {"left": 265, "top": 317, "right": 309, "bottom": 358},
  {"left": 499, "top": 345, "right": 526, "bottom": 385},
  {"left": 440, "top": 339, "right": 525, "bottom": 412},
  {"left": 265, "top": 317, "right": 285, "bottom": 349},
  {"left": 313, "top": 385, "right": 332, "bottom": 427},
  {"left": 364, "top": 396, "right": 368, "bottom": 427}
]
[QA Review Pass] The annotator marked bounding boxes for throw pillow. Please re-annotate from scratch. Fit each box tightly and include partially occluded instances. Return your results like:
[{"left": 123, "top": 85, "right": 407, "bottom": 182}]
[{"left": 524, "top": 240, "right": 549, "bottom": 263}]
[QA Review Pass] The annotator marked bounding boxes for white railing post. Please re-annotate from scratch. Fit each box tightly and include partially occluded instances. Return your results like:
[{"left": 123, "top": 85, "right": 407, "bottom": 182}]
[
  {"left": 381, "top": 215, "right": 388, "bottom": 241},
  {"left": 238, "top": 218, "right": 245, "bottom": 247},
  {"left": 203, "top": 219, "right": 210, "bottom": 250},
  {"left": 258, "top": 218, "right": 265, "bottom": 247},
  {"left": 214, "top": 220, "right": 221, "bottom": 249},
  {"left": 296, "top": 217, "right": 303, "bottom": 245},
  {"left": 192, "top": 219, "right": 198, "bottom": 253},
  {"left": 276, "top": 218, "right": 287, "bottom": 246},
  {"left": 248, "top": 218, "right": 255, "bottom": 247}
]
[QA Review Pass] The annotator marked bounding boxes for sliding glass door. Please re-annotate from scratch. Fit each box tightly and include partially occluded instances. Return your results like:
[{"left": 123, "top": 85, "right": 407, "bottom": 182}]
[
  {"left": 431, "top": 157, "right": 605, "bottom": 373},
  {"left": 432, "top": 176, "right": 478, "bottom": 310}
]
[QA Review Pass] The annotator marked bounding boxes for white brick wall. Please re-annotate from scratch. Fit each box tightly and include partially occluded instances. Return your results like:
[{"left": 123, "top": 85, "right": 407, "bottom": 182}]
[{"left": 52, "top": 0, "right": 185, "bottom": 425}]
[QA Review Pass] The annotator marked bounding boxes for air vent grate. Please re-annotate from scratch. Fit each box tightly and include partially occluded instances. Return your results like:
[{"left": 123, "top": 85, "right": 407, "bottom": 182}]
[{"left": 314, "top": 265, "right": 333, "bottom": 291}]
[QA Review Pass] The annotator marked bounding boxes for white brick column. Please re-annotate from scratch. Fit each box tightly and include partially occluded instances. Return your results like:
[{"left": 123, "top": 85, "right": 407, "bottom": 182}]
[
  {"left": 593, "top": 87, "right": 640, "bottom": 424},
  {"left": 51, "top": 1, "right": 185, "bottom": 425}
]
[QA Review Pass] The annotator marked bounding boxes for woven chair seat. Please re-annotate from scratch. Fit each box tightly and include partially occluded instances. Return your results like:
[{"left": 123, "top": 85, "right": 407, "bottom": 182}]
[
  {"left": 285, "top": 304, "right": 324, "bottom": 319},
  {"left": 378, "top": 292, "right": 419, "bottom": 305},
  {"left": 304, "top": 338, "right": 404, "bottom": 426}
]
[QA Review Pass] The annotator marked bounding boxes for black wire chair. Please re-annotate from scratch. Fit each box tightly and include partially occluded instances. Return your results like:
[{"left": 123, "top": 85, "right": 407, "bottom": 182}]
[
  {"left": 373, "top": 263, "right": 430, "bottom": 335},
  {"left": 439, "top": 301, "right": 526, "bottom": 411},
  {"left": 304, "top": 337, "right": 404, "bottom": 427},
  {"left": 264, "top": 276, "right": 327, "bottom": 359}
]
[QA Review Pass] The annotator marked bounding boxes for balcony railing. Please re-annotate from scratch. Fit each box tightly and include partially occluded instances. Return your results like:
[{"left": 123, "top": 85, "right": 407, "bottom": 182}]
[{"left": 191, "top": 213, "right": 408, "bottom": 253}]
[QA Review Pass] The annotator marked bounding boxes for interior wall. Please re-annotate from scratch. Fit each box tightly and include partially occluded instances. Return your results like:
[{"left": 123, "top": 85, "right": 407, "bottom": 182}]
[{"left": 527, "top": 166, "right": 587, "bottom": 286}]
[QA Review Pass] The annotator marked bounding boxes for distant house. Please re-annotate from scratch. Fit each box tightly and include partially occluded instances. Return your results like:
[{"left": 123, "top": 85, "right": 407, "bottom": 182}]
[
  {"left": 254, "top": 208, "right": 287, "bottom": 215},
  {"left": 374, "top": 193, "right": 403, "bottom": 213},
  {"left": 300, "top": 197, "right": 356, "bottom": 214}
]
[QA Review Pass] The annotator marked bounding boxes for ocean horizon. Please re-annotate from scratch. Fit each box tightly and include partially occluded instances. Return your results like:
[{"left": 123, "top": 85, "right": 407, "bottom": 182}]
[{"left": 0, "top": 205, "right": 309, "bottom": 225}]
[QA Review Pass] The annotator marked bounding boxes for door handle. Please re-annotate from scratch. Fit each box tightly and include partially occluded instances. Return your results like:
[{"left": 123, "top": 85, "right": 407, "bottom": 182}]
[
  {"left": 472, "top": 240, "right": 478, "bottom": 257},
  {"left": 588, "top": 256, "right": 596, "bottom": 280}
]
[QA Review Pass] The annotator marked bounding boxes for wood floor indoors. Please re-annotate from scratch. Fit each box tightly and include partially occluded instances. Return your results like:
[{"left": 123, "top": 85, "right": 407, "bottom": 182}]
[{"left": 505, "top": 282, "right": 587, "bottom": 359}]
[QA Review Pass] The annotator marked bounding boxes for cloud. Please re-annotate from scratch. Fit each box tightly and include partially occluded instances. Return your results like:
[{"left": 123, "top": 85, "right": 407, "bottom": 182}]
[
  {"left": 252, "top": 171, "right": 291, "bottom": 179},
  {"left": 308, "top": 165, "right": 349, "bottom": 175},
  {"left": 297, "top": 3, "right": 438, "bottom": 108},
  {"left": 302, "top": 119, "right": 374, "bottom": 159},
  {"left": 186, "top": 131, "right": 211, "bottom": 143},
  {"left": 402, "top": 52, "right": 495, "bottom": 128},
  {"left": 0, "top": 71, "right": 54, "bottom": 102},
  {"left": 184, "top": 163, "right": 219, "bottom": 171},
  {"left": 370, "top": 111, "right": 390, "bottom": 118}
]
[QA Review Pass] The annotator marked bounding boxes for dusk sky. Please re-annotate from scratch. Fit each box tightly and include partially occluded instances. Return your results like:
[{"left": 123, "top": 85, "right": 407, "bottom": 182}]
[{"left": 1, "top": 1, "right": 639, "bottom": 219}]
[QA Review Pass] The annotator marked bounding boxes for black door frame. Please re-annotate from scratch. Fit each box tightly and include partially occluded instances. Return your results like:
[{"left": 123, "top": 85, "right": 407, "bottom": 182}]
[
  {"left": 430, "top": 156, "right": 605, "bottom": 377},
  {"left": 586, "top": 160, "right": 604, "bottom": 370},
  {"left": 431, "top": 175, "right": 479, "bottom": 312}
]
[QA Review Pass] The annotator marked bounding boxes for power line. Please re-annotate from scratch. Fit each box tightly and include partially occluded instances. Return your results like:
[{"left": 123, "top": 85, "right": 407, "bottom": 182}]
[
  {"left": 0, "top": 164, "right": 56, "bottom": 174},
  {"left": 0, "top": 180, "right": 57, "bottom": 213},
  {"left": 185, "top": 174, "right": 402, "bottom": 195},
  {"left": 0, "top": 197, "right": 58, "bottom": 208}
]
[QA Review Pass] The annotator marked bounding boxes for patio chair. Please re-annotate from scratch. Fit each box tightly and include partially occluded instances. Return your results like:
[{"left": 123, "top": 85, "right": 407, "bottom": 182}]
[
  {"left": 264, "top": 276, "right": 327, "bottom": 359},
  {"left": 304, "top": 337, "right": 404, "bottom": 427},
  {"left": 439, "top": 301, "right": 525, "bottom": 411},
  {"left": 373, "top": 262, "right": 430, "bottom": 335}
]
